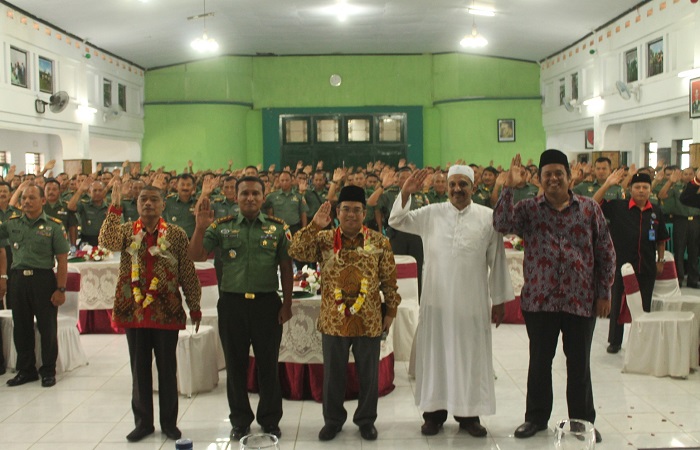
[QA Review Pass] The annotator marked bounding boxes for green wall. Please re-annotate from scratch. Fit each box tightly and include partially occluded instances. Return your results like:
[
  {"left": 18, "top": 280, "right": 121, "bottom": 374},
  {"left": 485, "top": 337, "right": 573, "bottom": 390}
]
[{"left": 143, "top": 53, "right": 544, "bottom": 169}]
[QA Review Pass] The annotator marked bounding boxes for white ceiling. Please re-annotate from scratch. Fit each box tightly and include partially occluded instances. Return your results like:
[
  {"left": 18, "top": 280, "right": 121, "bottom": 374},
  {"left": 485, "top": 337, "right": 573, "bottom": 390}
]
[{"left": 7, "top": 0, "right": 647, "bottom": 69}]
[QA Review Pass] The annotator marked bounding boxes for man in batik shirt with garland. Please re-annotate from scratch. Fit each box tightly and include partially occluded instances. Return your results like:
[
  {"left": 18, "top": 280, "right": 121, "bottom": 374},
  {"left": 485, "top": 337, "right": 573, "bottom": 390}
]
[
  {"left": 99, "top": 178, "right": 201, "bottom": 443},
  {"left": 289, "top": 185, "right": 400, "bottom": 443}
]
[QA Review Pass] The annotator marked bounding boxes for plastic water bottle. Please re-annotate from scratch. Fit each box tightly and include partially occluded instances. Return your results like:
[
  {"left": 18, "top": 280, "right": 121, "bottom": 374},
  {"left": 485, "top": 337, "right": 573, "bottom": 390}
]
[{"left": 175, "top": 438, "right": 193, "bottom": 450}]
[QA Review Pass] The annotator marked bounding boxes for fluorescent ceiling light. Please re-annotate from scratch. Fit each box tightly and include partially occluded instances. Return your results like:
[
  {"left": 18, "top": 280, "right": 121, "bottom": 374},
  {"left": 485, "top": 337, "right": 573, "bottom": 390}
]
[
  {"left": 322, "top": 0, "right": 365, "bottom": 21},
  {"left": 191, "top": 32, "right": 219, "bottom": 52},
  {"left": 468, "top": 7, "right": 495, "bottom": 17},
  {"left": 678, "top": 68, "right": 700, "bottom": 78}
]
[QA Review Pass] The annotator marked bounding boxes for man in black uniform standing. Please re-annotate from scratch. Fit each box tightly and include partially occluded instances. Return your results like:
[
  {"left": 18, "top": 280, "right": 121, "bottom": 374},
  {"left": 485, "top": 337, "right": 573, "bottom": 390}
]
[{"left": 594, "top": 171, "right": 668, "bottom": 353}]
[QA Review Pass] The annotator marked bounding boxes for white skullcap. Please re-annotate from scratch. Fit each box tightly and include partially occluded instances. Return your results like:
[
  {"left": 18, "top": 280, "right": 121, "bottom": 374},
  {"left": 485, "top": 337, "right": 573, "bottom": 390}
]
[{"left": 447, "top": 165, "right": 474, "bottom": 182}]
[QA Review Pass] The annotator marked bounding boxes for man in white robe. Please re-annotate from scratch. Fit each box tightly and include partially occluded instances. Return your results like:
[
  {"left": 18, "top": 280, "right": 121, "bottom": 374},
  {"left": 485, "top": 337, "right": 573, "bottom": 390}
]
[{"left": 388, "top": 165, "right": 514, "bottom": 437}]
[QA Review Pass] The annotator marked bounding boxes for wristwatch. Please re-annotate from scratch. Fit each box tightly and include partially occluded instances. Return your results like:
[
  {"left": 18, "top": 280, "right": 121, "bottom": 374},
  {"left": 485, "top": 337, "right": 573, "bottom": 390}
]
[{"left": 57, "top": 287, "right": 66, "bottom": 293}]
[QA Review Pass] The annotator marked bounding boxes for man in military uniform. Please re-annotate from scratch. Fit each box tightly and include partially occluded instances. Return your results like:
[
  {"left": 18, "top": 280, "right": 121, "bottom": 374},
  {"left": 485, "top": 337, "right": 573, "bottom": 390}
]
[
  {"left": 2, "top": 185, "right": 70, "bottom": 388},
  {"left": 289, "top": 187, "right": 400, "bottom": 442},
  {"left": 189, "top": 175, "right": 293, "bottom": 441},
  {"left": 372, "top": 167, "right": 429, "bottom": 295},
  {"left": 121, "top": 179, "right": 145, "bottom": 223},
  {"left": 659, "top": 168, "right": 700, "bottom": 287},
  {"left": 574, "top": 157, "right": 624, "bottom": 200},
  {"left": 492, "top": 166, "right": 539, "bottom": 205},
  {"left": 164, "top": 173, "right": 197, "bottom": 238},
  {"left": 426, "top": 172, "right": 448, "bottom": 204},
  {"left": 67, "top": 179, "right": 109, "bottom": 246},
  {"left": 211, "top": 176, "right": 240, "bottom": 219},
  {"left": 43, "top": 179, "right": 79, "bottom": 246},
  {"left": 472, "top": 166, "right": 498, "bottom": 208},
  {"left": 264, "top": 171, "right": 308, "bottom": 235},
  {"left": 305, "top": 171, "right": 329, "bottom": 219},
  {"left": 0, "top": 181, "right": 19, "bottom": 294}
]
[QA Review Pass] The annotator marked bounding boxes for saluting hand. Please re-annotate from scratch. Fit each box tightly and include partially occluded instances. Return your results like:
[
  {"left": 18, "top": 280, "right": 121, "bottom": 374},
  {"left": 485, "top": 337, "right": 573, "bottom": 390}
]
[
  {"left": 505, "top": 154, "right": 523, "bottom": 188},
  {"left": 401, "top": 169, "right": 429, "bottom": 195},
  {"left": 313, "top": 201, "right": 332, "bottom": 229},
  {"left": 195, "top": 196, "right": 215, "bottom": 230}
]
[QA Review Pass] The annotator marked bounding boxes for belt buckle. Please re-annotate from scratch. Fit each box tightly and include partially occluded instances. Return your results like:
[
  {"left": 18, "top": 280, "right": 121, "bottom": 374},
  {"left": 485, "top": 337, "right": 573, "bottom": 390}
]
[
  {"left": 22, "top": 270, "right": 33, "bottom": 276},
  {"left": 244, "top": 293, "right": 255, "bottom": 299},
  {"left": 690, "top": 217, "right": 694, "bottom": 221}
]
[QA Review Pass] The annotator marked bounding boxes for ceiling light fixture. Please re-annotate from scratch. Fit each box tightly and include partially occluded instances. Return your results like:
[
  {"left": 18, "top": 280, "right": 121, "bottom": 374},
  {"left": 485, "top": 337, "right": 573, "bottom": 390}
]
[
  {"left": 460, "top": 22, "right": 488, "bottom": 48},
  {"left": 467, "top": 7, "right": 495, "bottom": 17},
  {"left": 190, "top": 0, "right": 219, "bottom": 52},
  {"left": 460, "top": 1, "right": 488, "bottom": 48},
  {"left": 335, "top": 0, "right": 350, "bottom": 22},
  {"left": 582, "top": 96, "right": 604, "bottom": 107}
]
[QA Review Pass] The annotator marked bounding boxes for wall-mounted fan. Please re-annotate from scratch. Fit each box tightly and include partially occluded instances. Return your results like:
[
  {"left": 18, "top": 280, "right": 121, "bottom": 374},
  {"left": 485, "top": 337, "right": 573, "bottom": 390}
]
[
  {"left": 615, "top": 80, "right": 640, "bottom": 102},
  {"left": 562, "top": 97, "right": 580, "bottom": 112},
  {"left": 35, "top": 91, "right": 70, "bottom": 114},
  {"left": 103, "top": 105, "right": 123, "bottom": 122}
]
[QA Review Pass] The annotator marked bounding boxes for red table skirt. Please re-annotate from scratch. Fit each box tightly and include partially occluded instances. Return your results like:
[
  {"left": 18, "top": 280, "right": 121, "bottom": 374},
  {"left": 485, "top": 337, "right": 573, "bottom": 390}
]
[
  {"left": 246, "top": 354, "right": 396, "bottom": 402},
  {"left": 78, "top": 310, "right": 125, "bottom": 334},
  {"left": 498, "top": 296, "right": 524, "bottom": 325}
]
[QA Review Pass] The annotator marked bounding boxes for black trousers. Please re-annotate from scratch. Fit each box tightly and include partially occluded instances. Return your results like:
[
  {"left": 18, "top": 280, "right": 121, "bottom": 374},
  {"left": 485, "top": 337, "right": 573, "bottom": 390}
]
[
  {"left": 522, "top": 310, "right": 596, "bottom": 426},
  {"left": 125, "top": 328, "right": 179, "bottom": 431},
  {"left": 389, "top": 229, "right": 424, "bottom": 297},
  {"left": 218, "top": 292, "right": 283, "bottom": 428},
  {"left": 321, "top": 334, "right": 381, "bottom": 428},
  {"left": 609, "top": 268, "right": 655, "bottom": 346},
  {"left": 9, "top": 269, "right": 57, "bottom": 377},
  {"left": 673, "top": 216, "right": 700, "bottom": 284},
  {"left": 423, "top": 410, "right": 478, "bottom": 424}
]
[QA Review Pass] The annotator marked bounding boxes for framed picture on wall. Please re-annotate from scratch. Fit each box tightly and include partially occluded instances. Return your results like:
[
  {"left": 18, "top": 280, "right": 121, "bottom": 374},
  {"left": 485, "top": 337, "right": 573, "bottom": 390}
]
[
  {"left": 691, "top": 77, "right": 700, "bottom": 119},
  {"left": 38, "top": 56, "right": 54, "bottom": 94},
  {"left": 498, "top": 119, "right": 515, "bottom": 142},
  {"left": 647, "top": 38, "right": 664, "bottom": 78},
  {"left": 625, "top": 48, "right": 638, "bottom": 83},
  {"left": 103, "top": 78, "right": 112, "bottom": 107},
  {"left": 585, "top": 129, "right": 594, "bottom": 149},
  {"left": 10, "top": 46, "right": 28, "bottom": 88}
]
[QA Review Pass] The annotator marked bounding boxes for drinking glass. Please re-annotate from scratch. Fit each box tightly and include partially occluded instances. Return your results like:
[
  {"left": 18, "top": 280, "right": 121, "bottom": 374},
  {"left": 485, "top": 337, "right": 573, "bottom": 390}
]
[
  {"left": 553, "top": 418, "right": 596, "bottom": 450},
  {"left": 239, "top": 433, "right": 280, "bottom": 450}
]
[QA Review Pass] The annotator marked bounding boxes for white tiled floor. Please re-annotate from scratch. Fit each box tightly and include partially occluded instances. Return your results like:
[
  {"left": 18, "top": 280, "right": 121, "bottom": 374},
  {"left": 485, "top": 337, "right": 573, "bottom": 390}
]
[{"left": 2, "top": 306, "right": 700, "bottom": 449}]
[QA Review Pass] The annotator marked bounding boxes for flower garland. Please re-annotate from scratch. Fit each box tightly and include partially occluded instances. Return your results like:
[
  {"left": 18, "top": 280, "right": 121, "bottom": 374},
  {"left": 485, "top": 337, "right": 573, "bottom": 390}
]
[
  {"left": 127, "top": 218, "right": 170, "bottom": 308},
  {"left": 335, "top": 278, "right": 369, "bottom": 317}
]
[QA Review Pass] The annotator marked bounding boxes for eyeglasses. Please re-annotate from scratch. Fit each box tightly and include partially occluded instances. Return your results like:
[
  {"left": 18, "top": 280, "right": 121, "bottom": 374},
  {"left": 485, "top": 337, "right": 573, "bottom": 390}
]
[{"left": 339, "top": 207, "right": 365, "bottom": 215}]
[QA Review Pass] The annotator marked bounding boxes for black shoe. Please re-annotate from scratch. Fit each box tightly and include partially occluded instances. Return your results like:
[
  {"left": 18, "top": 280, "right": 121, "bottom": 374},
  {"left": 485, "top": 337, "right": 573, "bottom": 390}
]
[
  {"left": 162, "top": 426, "right": 182, "bottom": 440},
  {"left": 318, "top": 424, "right": 342, "bottom": 441},
  {"left": 126, "top": 426, "right": 155, "bottom": 442},
  {"left": 6, "top": 372, "right": 39, "bottom": 386},
  {"left": 41, "top": 376, "right": 56, "bottom": 387},
  {"left": 0, "top": 365, "right": 5, "bottom": 376},
  {"left": 606, "top": 344, "right": 621, "bottom": 354},
  {"left": 230, "top": 425, "right": 250, "bottom": 442},
  {"left": 514, "top": 421, "right": 548, "bottom": 438},
  {"left": 359, "top": 424, "right": 378, "bottom": 441},
  {"left": 420, "top": 420, "right": 443, "bottom": 436},
  {"left": 595, "top": 429, "right": 602, "bottom": 443},
  {"left": 459, "top": 419, "right": 487, "bottom": 437},
  {"left": 262, "top": 425, "right": 281, "bottom": 439}
]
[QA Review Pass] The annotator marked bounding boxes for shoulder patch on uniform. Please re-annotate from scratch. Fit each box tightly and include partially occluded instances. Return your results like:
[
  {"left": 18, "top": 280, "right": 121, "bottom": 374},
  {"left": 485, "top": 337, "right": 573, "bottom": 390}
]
[
  {"left": 266, "top": 215, "right": 286, "bottom": 226},
  {"left": 211, "top": 215, "right": 236, "bottom": 229},
  {"left": 166, "top": 193, "right": 176, "bottom": 199},
  {"left": 9, "top": 213, "right": 20, "bottom": 220},
  {"left": 48, "top": 216, "right": 63, "bottom": 224},
  {"left": 80, "top": 198, "right": 89, "bottom": 203}
]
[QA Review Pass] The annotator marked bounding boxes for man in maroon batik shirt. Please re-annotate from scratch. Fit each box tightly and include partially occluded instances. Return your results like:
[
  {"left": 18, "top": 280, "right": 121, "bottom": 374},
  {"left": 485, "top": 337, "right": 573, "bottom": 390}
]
[{"left": 493, "top": 150, "right": 615, "bottom": 444}]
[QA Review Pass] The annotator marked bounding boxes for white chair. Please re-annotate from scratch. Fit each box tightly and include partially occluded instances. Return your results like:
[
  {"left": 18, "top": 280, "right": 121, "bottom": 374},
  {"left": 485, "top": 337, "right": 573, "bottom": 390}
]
[
  {"left": 621, "top": 263, "right": 699, "bottom": 378},
  {"left": 652, "top": 252, "right": 700, "bottom": 319},
  {"left": 0, "top": 266, "right": 88, "bottom": 373},
  {"left": 191, "top": 261, "right": 225, "bottom": 370},
  {"left": 153, "top": 324, "right": 219, "bottom": 397},
  {"left": 393, "top": 255, "right": 419, "bottom": 362}
]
